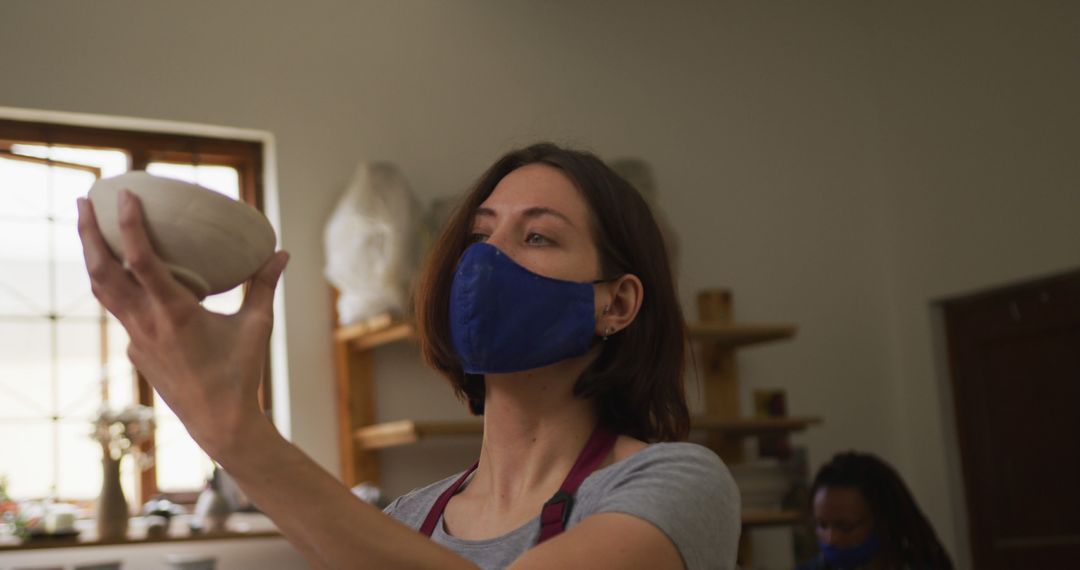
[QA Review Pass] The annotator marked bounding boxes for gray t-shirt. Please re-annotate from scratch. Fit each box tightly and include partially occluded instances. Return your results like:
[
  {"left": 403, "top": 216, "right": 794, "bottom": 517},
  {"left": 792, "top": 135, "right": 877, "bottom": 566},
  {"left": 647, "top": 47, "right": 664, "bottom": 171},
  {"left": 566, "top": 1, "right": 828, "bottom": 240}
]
[{"left": 383, "top": 442, "right": 741, "bottom": 570}]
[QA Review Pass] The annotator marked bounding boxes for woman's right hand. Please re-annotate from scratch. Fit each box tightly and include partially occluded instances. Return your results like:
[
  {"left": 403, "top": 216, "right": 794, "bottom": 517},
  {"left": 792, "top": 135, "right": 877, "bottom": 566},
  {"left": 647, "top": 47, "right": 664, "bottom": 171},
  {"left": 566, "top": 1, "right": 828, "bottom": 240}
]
[{"left": 77, "top": 189, "right": 289, "bottom": 457}]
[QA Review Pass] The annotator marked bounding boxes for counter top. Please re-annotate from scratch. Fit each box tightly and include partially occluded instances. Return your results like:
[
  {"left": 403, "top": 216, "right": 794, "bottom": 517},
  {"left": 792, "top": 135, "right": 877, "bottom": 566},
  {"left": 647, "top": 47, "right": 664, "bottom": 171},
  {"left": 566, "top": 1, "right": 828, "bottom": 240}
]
[{"left": 0, "top": 512, "right": 279, "bottom": 551}]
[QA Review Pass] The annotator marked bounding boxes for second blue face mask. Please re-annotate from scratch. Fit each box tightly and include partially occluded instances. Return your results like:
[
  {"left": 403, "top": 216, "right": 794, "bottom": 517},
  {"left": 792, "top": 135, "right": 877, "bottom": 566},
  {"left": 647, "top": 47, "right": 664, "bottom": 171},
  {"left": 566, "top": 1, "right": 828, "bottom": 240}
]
[
  {"left": 819, "top": 534, "right": 882, "bottom": 569},
  {"left": 449, "top": 242, "right": 598, "bottom": 374}
]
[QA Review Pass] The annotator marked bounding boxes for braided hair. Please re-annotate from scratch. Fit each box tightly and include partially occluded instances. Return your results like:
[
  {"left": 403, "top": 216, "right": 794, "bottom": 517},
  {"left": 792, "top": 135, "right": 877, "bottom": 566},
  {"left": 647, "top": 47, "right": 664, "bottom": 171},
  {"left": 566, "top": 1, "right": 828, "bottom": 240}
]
[{"left": 812, "top": 452, "right": 954, "bottom": 569}]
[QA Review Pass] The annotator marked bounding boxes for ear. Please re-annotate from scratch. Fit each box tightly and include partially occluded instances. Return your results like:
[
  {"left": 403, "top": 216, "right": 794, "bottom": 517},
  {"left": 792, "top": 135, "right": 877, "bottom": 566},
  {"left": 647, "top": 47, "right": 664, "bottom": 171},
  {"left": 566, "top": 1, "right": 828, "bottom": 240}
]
[{"left": 595, "top": 274, "right": 644, "bottom": 337}]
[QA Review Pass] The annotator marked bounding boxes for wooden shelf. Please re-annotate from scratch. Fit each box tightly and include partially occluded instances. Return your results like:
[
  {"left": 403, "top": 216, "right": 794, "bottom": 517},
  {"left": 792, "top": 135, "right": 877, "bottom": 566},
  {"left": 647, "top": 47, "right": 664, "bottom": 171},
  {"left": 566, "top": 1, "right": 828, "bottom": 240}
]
[
  {"left": 687, "top": 322, "right": 796, "bottom": 348},
  {"left": 334, "top": 315, "right": 794, "bottom": 351},
  {"left": 692, "top": 416, "right": 822, "bottom": 436},
  {"left": 352, "top": 416, "right": 820, "bottom": 451},
  {"left": 741, "top": 509, "right": 803, "bottom": 528},
  {"left": 335, "top": 314, "right": 416, "bottom": 350},
  {"left": 335, "top": 317, "right": 795, "bottom": 352},
  {"left": 355, "top": 419, "right": 484, "bottom": 450}
]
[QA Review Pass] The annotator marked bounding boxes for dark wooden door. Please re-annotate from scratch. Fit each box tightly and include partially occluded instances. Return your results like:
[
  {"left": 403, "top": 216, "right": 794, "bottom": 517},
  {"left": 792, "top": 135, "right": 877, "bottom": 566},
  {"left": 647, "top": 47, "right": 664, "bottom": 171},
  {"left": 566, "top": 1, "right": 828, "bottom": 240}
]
[{"left": 943, "top": 269, "right": 1080, "bottom": 570}]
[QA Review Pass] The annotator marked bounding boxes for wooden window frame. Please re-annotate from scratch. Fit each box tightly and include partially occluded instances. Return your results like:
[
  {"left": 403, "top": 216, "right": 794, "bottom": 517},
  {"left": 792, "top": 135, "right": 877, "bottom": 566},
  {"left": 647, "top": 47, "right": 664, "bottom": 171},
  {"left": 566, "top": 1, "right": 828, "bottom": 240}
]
[{"left": 0, "top": 118, "right": 271, "bottom": 506}]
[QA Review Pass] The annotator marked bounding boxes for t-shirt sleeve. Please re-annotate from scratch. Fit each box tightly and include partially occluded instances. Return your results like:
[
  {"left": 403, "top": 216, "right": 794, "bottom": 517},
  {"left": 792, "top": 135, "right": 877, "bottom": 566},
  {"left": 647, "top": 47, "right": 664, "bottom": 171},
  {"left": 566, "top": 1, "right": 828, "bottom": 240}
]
[
  {"left": 587, "top": 443, "right": 741, "bottom": 570},
  {"left": 382, "top": 495, "right": 402, "bottom": 518}
]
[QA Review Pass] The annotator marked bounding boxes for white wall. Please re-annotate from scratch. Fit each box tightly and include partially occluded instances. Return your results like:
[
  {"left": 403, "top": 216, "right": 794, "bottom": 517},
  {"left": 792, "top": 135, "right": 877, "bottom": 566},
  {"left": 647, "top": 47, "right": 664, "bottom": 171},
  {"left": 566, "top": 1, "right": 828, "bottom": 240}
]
[
  {"left": 864, "top": 2, "right": 1080, "bottom": 567},
  {"left": 2, "top": 2, "right": 1077, "bottom": 567}
]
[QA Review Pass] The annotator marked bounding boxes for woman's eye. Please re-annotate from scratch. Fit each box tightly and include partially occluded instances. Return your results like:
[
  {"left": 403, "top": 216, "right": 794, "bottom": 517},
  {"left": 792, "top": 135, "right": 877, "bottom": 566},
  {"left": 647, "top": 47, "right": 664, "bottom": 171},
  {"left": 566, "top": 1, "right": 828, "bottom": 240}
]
[
  {"left": 525, "top": 233, "right": 551, "bottom": 246},
  {"left": 468, "top": 233, "right": 489, "bottom": 243}
]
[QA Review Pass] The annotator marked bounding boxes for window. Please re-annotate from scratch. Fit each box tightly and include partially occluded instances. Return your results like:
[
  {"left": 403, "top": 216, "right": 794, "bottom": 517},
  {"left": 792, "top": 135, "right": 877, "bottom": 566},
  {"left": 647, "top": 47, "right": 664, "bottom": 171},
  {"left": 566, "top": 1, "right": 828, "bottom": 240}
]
[{"left": 0, "top": 118, "right": 267, "bottom": 506}]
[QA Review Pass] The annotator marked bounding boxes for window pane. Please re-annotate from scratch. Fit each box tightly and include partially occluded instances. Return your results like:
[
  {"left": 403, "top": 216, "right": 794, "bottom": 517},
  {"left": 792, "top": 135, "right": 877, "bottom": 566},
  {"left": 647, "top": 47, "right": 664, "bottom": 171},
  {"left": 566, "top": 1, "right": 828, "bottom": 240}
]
[
  {"left": 105, "top": 316, "right": 133, "bottom": 406},
  {"left": 55, "top": 264, "right": 98, "bottom": 318},
  {"left": 146, "top": 163, "right": 240, "bottom": 200},
  {"left": 10, "top": 144, "right": 128, "bottom": 178},
  {"left": 56, "top": 220, "right": 99, "bottom": 318},
  {"left": 56, "top": 320, "right": 105, "bottom": 419},
  {"left": 0, "top": 219, "right": 50, "bottom": 316},
  {"left": 153, "top": 393, "right": 215, "bottom": 492},
  {"left": 56, "top": 418, "right": 105, "bottom": 500},
  {"left": 49, "top": 167, "right": 96, "bottom": 221},
  {"left": 0, "top": 156, "right": 49, "bottom": 219},
  {"left": 203, "top": 286, "right": 244, "bottom": 315},
  {"left": 0, "top": 420, "right": 54, "bottom": 498},
  {"left": 6, "top": 145, "right": 125, "bottom": 222},
  {"left": 0, "top": 320, "right": 52, "bottom": 418}
]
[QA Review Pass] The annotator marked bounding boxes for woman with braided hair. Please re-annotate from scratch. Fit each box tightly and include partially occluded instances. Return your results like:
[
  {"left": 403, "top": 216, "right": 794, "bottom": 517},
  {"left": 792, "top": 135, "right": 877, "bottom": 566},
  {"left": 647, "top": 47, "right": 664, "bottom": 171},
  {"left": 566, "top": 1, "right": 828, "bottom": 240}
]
[{"left": 797, "top": 452, "right": 954, "bottom": 570}]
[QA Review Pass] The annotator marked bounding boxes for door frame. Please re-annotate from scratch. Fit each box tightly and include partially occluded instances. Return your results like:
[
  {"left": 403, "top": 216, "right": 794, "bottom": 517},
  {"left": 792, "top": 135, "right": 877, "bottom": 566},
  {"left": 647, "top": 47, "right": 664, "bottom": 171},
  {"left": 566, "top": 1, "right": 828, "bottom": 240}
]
[{"left": 929, "top": 300, "right": 974, "bottom": 569}]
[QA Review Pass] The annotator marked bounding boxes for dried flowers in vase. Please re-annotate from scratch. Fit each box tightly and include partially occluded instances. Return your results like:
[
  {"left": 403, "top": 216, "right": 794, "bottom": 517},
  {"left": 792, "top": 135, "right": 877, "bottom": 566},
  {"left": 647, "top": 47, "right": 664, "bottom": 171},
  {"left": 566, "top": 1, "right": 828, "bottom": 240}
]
[
  {"left": 92, "top": 405, "right": 156, "bottom": 466},
  {"left": 90, "top": 405, "right": 155, "bottom": 540}
]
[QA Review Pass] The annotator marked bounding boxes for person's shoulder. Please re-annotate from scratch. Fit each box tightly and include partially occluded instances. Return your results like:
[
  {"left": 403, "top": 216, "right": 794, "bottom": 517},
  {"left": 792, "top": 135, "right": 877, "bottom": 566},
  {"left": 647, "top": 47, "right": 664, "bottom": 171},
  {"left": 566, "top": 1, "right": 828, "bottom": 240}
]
[
  {"left": 381, "top": 470, "right": 467, "bottom": 529},
  {"left": 638, "top": 440, "right": 727, "bottom": 465},
  {"left": 578, "top": 441, "right": 741, "bottom": 569},
  {"left": 603, "top": 441, "right": 732, "bottom": 483},
  {"left": 593, "top": 440, "right": 739, "bottom": 516},
  {"left": 626, "top": 441, "right": 734, "bottom": 497}
]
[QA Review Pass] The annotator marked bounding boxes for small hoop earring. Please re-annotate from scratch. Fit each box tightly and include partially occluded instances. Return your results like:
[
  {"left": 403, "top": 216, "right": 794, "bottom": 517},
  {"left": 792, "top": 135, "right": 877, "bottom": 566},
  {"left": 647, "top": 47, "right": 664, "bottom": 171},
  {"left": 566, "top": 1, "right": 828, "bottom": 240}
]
[{"left": 602, "top": 326, "right": 614, "bottom": 341}]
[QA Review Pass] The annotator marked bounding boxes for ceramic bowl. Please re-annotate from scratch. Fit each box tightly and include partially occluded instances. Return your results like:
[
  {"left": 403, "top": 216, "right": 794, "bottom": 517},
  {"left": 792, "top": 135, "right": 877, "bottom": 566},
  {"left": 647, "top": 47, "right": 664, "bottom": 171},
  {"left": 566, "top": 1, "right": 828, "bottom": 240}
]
[{"left": 88, "top": 171, "right": 277, "bottom": 298}]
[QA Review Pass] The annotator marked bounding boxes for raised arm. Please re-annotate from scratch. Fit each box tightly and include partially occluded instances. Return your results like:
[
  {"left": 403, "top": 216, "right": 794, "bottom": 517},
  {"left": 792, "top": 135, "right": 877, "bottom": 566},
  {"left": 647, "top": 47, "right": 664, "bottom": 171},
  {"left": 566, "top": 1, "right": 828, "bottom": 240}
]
[{"left": 76, "top": 191, "right": 477, "bottom": 570}]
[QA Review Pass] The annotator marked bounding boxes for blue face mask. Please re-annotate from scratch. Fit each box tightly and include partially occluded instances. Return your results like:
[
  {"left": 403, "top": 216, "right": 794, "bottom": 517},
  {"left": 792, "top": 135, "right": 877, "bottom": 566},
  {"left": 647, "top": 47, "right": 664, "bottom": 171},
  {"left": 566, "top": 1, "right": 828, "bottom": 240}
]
[
  {"left": 820, "top": 534, "right": 881, "bottom": 569},
  {"left": 449, "top": 243, "right": 599, "bottom": 374}
]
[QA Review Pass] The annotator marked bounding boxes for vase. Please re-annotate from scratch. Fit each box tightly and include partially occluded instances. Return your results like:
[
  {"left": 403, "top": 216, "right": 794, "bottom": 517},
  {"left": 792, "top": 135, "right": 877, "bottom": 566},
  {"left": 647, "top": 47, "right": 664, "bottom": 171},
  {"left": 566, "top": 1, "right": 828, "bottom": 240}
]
[{"left": 96, "top": 454, "right": 129, "bottom": 541}]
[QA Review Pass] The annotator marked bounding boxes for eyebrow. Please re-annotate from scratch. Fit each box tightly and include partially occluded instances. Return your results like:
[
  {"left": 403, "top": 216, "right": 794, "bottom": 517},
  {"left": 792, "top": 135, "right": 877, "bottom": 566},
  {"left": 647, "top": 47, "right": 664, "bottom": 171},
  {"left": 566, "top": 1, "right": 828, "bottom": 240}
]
[{"left": 474, "top": 206, "right": 575, "bottom": 227}]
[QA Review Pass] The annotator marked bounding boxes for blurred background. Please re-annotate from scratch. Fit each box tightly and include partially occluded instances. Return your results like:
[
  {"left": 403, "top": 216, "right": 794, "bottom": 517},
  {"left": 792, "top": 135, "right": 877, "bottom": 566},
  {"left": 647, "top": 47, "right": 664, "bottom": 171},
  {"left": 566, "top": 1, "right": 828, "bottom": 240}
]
[{"left": 1, "top": 1, "right": 1077, "bottom": 568}]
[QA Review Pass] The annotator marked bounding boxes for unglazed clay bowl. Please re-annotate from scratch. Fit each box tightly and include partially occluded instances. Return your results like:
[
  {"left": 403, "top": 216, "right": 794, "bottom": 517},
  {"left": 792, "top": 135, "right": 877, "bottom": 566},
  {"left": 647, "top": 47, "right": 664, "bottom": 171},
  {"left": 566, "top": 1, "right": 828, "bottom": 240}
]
[{"left": 88, "top": 171, "right": 277, "bottom": 298}]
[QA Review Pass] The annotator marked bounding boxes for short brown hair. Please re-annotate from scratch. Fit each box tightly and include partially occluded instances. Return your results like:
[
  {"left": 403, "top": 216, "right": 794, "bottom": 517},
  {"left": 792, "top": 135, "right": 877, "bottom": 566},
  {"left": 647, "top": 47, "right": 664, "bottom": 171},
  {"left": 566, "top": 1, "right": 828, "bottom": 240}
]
[{"left": 415, "top": 143, "right": 689, "bottom": 442}]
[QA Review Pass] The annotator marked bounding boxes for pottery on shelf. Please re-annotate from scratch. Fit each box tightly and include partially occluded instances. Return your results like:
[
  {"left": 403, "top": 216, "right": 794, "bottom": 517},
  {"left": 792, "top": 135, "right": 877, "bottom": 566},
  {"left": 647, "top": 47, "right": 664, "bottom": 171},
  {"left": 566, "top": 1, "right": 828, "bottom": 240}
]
[
  {"left": 87, "top": 171, "right": 277, "bottom": 299},
  {"left": 192, "top": 469, "right": 232, "bottom": 534}
]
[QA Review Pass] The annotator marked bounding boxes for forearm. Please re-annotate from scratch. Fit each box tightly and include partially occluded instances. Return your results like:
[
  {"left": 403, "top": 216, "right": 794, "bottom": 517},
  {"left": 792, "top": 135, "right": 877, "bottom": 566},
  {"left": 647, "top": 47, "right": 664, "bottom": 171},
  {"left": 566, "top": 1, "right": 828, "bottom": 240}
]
[{"left": 210, "top": 417, "right": 477, "bottom": 570}]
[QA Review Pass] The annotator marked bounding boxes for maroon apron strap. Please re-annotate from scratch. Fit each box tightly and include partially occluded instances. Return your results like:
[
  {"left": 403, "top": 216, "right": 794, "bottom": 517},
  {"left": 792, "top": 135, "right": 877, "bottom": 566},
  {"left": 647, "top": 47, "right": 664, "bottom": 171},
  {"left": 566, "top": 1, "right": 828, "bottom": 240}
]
[
  {"left": 419, "top": 461, "right": 479, "bottom": 537},
  {"left": 416, "top": 424, "right": 618, "bottom": 544},
  {"left": 537, "top": 424, "right": 618, "bottom": 544}
]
